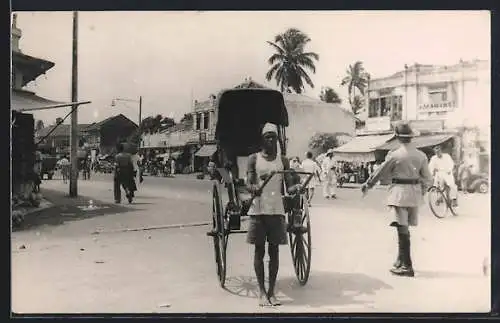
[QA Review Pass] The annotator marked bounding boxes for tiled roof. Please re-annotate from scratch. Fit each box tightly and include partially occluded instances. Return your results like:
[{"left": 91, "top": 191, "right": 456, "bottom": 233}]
[
  {"left": 36, "top": 124, "right": 92, "bottom": 138},
  {"left": 85, "top": 114, "right": 137, "bottom": 131}
]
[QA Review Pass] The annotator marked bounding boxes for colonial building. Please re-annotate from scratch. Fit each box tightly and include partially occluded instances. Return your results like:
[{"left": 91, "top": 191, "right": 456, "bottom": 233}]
[{"left": 334, "top": 59, "right": 490, "bottom": 173}]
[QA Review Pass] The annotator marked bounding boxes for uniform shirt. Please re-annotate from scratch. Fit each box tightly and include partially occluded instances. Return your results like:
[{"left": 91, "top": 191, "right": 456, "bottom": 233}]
[
  {"left": 429, "top": 153, "right": 454, "bottom": 174},
  {"left": 321, "top": 157, "right": 336, "bottom": 174},
  {"left": 366, "top": 143, "right": 433, "bottom": 207}
]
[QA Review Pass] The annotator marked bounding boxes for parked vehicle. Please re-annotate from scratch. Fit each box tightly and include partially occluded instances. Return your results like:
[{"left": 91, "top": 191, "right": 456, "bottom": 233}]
[
  {"left": 41, "top": 154, "right": 58, "bottom": 180},
  {"left": 458, "top": 173, "right": 489, "bottom": 194}
]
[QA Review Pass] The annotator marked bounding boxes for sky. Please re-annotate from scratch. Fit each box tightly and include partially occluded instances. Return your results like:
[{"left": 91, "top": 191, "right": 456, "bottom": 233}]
[{"left": 14, "top": 11, "right": 490, "bottom": 126}]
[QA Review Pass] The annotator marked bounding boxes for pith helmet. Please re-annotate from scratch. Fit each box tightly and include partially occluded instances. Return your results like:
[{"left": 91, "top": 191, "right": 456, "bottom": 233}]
[{"left": 394, "top": 122, "right": 415, "bottom": 138}]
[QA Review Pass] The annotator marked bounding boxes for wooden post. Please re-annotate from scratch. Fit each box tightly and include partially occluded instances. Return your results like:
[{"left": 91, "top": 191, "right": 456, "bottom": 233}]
[{"left": 69, "top": 11, "right": 79, "bottom": 197}]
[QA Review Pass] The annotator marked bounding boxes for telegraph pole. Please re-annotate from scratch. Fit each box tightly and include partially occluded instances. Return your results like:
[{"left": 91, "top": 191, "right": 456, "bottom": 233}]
[
  {"left": 138, "top": 96, "right": 142, "bottom": 126},
  {"left": 69, "top": 11, "right": 79, "bottom": 197}
]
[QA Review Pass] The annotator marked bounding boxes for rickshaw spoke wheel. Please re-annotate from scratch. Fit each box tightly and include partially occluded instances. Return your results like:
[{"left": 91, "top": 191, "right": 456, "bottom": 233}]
[
  {"left": 211, "top": 182, "right": 228, "bottom": 288},
  {"left": 428, "top": 186, "right": 449, "bottom": 219},
  {"left": 289, "top": 196, "right": 312, "bottom": 286}
]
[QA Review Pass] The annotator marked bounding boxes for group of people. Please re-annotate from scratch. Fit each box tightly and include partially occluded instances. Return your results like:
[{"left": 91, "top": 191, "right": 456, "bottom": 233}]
[{"left": 243, "top": 121, "right": 470, "bottom": 307}]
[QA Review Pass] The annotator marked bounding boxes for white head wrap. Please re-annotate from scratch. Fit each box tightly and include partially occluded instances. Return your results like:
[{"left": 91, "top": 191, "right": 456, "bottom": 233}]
[{"left": 261, "top": 122, "right": 281, "bottom": 156}]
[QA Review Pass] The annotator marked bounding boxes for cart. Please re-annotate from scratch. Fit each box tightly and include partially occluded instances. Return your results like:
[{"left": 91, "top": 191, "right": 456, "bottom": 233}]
[{"left": 206, "top": 88, "right": 314, "bottom": 288}]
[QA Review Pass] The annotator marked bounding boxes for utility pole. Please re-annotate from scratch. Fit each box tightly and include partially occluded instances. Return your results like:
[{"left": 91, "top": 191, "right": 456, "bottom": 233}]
[
  {"left": 138, "top": 95, "right": 142, "bottom": 126},
  {"left": 69, "top": 11, "right": 79, "bottom": 197}
]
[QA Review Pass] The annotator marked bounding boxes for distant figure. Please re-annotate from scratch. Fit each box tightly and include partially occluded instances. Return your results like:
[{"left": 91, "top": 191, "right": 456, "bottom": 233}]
[
  {"left": 301, "top": 151, "right": 322, "bottom": 206},
  {"left": 321, "top": 149, "right": 337, "bottom": 199},
  {"left": 429, "top": 145, "right": 458, "bottom": 206},
  {"left": 113, "top": 143, "right": 136, "bottom": 204},
  {"left": 59, "top": 155, "right": 70, "bottom": 183},
  {"left": 457, "top": 161, "right": 472, "bottom": 194},
  {"left": 170, "top": 158, "right": 176, "bottom": 176},
  {"left": 131, "top": 153, "right": 141, "bottom": 187}
]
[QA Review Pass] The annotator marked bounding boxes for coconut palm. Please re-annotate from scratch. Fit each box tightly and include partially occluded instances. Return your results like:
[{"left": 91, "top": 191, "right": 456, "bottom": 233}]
[
  {"left": 265, "top": 28, "right": 320, "bottom": 94},
  {"left": 341, "top": 61, "right": 370, "bottom": 113}
]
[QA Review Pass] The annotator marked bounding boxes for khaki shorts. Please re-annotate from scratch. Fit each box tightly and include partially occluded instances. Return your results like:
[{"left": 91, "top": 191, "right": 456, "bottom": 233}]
[{"left": 391, "top": 206, "right": 419, "bottom": 227}]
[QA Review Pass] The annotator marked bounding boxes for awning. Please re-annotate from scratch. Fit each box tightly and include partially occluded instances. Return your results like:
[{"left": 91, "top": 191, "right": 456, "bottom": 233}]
[
  {"left": 11, "top": 89, "right": 91, "bottom": 112},
  {"left": 376, "top": 133, "right": 455, "bottom": 151},
  {"left": 332, "top": 134, "right": 394, "bottom": 163},
  {"left": 195, "top": 144, "right": 217, "bottom": 157}
]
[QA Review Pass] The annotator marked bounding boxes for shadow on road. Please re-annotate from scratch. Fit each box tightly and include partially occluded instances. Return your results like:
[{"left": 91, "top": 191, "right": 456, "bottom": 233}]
[
  {"left": 278, "top": 271, "right": 392, "bottom": 308},
  {"left": 223, "top": 271, "right": 392, "bottom": 308},
  {"left": 14, "top": 189, "right": 141, "bottom": 232}
]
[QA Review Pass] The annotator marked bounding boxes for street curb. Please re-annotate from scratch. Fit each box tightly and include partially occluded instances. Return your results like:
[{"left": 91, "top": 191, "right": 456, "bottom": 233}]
[{"left": 92, "top": 221, "right": 211, "bottom": 235}]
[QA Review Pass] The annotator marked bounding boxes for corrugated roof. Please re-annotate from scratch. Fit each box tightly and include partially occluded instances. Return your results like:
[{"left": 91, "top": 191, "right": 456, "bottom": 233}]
[
  {"left": 85, "top": 114, "right": 137, "bottom": 131},
  {"left": 334, "top": 134, "right": 394, "bottom": 153}
]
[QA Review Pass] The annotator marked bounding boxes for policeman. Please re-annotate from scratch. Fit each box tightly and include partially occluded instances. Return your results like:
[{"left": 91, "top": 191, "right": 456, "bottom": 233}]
[
  {"left": 361, "top": 122, "right": 433, "bottom": 277},
  {"left": 113, "top": 143, "right": 136, "bottom": 204}
]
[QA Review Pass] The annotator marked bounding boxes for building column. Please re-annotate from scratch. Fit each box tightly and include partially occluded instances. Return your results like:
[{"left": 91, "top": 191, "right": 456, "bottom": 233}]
[
  {"left": 200, "top": 112, "right": 205, "bottom": 130},
  {"left": 193, "top": 113, "right": 198, "bottom": 130}
]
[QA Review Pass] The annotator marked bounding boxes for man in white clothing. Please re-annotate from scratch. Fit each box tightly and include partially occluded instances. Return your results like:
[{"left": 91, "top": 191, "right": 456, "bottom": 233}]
[
  {"left": 321, "top": 149, "right": 337, "bottom": 199},
  {"left": 301, "top": 151, "right": 322, "bottom": 206},
  {"left": 428, "top": 145, "right": 458, "bottom": 206}
]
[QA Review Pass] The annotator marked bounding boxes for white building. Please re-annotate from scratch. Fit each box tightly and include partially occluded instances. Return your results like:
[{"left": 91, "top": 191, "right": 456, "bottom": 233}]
[{"left": 335, "top": 59, "right": 490, "bottom": 172}]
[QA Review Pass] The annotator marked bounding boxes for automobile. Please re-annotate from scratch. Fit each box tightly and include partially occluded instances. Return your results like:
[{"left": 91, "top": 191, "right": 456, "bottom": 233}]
[
  {"left": 457, "top": 173, "right": 489, "bottom": 194},
  {"left": 40, "top": 154, "right": 58, "bottom": 180}
]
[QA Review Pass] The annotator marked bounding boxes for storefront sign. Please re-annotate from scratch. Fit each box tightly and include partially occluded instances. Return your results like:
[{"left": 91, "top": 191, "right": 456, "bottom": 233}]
[
  {"left": 365, "top": 116, "right": 391, "bottom": 132},
  {"left": 418, "top": 101, "right": 456, "bottom": 112}
]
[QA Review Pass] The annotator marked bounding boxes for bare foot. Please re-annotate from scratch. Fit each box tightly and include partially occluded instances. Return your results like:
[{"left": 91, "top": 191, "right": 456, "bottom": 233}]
[
  {"left": 268, "top": 295, "right": 281, "bottom": 306},
  {"left": 259, "top": 294, "right": 271, "bottom": 307}
]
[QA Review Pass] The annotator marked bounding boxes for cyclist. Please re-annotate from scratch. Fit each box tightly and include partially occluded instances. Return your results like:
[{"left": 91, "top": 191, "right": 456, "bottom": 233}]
[{"left": 428, "top": 145, "right": 458, "bottom": 207}]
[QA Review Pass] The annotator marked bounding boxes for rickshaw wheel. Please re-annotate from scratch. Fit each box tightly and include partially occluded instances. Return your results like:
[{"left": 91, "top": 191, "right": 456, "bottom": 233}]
[
  {"left": 428, "top": 186, "right": 449, "bottom": 219},
  {"left": 288, "top": 195, "right": 312, "bottom": 286},
  {"left": 211, "top": 182, "right": 228, "bottom": 288}
]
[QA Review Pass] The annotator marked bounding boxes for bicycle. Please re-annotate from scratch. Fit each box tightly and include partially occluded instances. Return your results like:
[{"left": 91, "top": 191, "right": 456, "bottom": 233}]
[{"left": 427, "top": 179, "right": 458, "bottom": 219}]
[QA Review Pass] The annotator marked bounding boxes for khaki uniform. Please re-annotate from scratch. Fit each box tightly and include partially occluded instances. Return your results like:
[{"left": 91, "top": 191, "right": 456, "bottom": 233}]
[{"left": 367, "top": 144, "right": 433, "bottom": 226}]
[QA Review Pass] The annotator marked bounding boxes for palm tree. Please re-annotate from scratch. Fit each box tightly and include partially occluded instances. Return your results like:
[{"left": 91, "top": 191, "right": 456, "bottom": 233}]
[
  {"left": 341, "top": 61, "right": 370, "bottom": 114},
  {"left": 352, "top": 95, "right": 365, "bottom": 115},
  {"left": 265, "top": 28, "right": 320, "bottom": 94},
  {"left": 320, "top": 87, "right": 342, "bottom": 104}
]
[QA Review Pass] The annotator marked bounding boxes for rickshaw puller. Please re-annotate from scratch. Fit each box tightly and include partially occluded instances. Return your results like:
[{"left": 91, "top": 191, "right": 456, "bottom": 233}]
[
  {"left": 246, "top": 122, "right": 302, "bottom": 306},
  {"left": 361, "top": 122, "right": 433, "bottom": 277}
]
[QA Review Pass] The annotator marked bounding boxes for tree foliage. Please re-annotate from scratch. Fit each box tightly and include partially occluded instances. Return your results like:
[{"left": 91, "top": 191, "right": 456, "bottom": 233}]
[
  {"left": 265, "top": 28, "right": 320, "bottom": 94},
  {"left": 352, "top": 95, "right": 365, "bottom": 116},
  {"left": 341, "top": 61, "right": 370, "bottom": 114},
  {"left": 308, "top": 132, "right": 340, "bottom": 154},
  {"left": 319, "top": 87, "right": 342, "bottom": 104}
]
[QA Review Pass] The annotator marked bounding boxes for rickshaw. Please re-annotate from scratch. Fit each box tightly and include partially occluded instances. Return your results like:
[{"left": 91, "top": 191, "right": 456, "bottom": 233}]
[{"left": 206, "top": 88, "right": 314, "bottom": 288}]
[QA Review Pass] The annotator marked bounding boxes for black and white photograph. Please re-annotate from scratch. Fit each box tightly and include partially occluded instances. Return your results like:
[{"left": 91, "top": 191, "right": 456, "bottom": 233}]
[{"left": 11, "top": 10, "right": 491, "bottom": 313}]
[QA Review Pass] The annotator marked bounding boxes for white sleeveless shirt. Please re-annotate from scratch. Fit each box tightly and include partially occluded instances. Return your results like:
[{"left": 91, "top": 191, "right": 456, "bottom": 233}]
[{"left": 247, "top": 152, "right": 285, "bottom": 216}]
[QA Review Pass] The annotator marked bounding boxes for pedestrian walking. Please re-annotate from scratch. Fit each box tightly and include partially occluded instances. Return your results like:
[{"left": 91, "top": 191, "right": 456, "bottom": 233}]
[
  {"left": 321, "top": 149, "right": 337, "bottom": 199},
  {"left": 246, "top": 122, "right": 302, "bottom": 307},
  {"left": 361, "top": 122, "right": 433, "bottom": 277},
  {"left": 113, "top": 143, "right": 136, "bottom": 204},
  {"left": 457, "top": 161, "right": 472, "bottom": 194},
  {"left": 170, "top": 158, "right": 176, "bottom": 176},
  {"left": 301, "top": 151, "right": 322, "bottom": 206},
  {"left": 59, "top": 155, "right": 70, "bottom": 183}
]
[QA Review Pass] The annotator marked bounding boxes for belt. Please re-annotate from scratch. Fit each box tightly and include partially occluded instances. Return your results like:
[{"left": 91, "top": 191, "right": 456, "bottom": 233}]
[{"left": 392, "top": 178, "right": 420, "bottom": 185}]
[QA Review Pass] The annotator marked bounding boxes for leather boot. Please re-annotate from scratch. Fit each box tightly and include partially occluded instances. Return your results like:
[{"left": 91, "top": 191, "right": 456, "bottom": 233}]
[
  {"left": 392, "top": 232, "right": 404, "bottom": 269},
  {"left": 390, "top": 233, "right": 415, "bottom": 277}
]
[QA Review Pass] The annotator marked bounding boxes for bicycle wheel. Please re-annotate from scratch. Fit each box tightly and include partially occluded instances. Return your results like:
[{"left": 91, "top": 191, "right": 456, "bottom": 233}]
[{"left": 428, "top": 186, "right": 449, "bottom": 219}]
